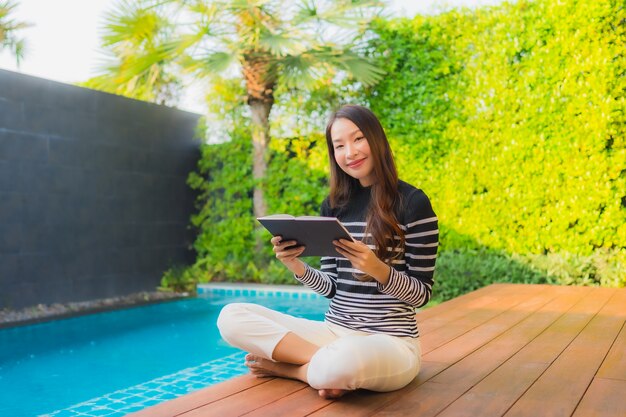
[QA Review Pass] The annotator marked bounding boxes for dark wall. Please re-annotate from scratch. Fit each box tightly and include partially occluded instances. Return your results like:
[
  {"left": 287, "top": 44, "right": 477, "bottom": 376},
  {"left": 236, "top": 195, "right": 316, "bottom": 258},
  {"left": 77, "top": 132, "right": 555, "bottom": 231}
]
[{"left": 0, "top": 69, "right": 201, "bottom": 309}]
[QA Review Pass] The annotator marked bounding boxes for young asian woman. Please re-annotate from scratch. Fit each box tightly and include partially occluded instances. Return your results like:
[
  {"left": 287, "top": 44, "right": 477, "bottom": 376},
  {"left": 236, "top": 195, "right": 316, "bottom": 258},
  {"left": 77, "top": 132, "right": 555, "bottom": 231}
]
[{"left": 217, "top": 104, "right": 439, "bottom": 399}]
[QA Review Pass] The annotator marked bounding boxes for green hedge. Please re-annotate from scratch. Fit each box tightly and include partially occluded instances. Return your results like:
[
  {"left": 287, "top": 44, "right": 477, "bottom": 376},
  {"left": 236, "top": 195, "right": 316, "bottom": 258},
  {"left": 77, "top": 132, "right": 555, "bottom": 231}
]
[
  {"left": 164, "top": 0, "right": 626, "bottom": 297},
  {"left": 367, "top": 0, "right": 625, "bottom": 286}
]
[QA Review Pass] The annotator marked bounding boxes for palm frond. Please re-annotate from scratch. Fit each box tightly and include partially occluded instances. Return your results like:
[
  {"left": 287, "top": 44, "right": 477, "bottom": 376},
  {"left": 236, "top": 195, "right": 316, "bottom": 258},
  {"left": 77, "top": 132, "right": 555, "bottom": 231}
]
[
  {"left": 102, "top": 1, "right": 169, "bottom": 48},
  {"left": 259, "top": 30, "right": 305, "bottom": 56},
  {"left": 278, "top": 53, "right": 322, "bottom": 89},
  {"left": 224, "top": 0, "right": 273, "bottom": 12},
  {"left": 0, "top": 1, "right": 29, "bottom": 31},
  {"left": 293, "top": 0, "right": 318, "bottom": 24},
  {"left": 286, "top": 46, "right": 384, "bottom": 87},
  {"left": 183, "top": 50, "right": 239, "bottom": 75},
  {"left": 186, "top": 0, "right": 219, "bottom": 17},
  {"left": 0, "top": 0, "right": 30, "bottom": 64},
  {"left": 293, "top": 0, "right": 384, "bottom": 29},
  {"left": 91, "top": 0, "right": 386, "bottom": 104},
  {"left": 330, "top": 49, "right": 385, "bottom": 86},
  {"left": 222, "top": 0, "right": 285, "bottom": 46},
  {"left": 0, "top": 0, "right": 17, "bottom": 19},
  {"left": 11, "top": 37, "right": 25, "bottom": 64}
]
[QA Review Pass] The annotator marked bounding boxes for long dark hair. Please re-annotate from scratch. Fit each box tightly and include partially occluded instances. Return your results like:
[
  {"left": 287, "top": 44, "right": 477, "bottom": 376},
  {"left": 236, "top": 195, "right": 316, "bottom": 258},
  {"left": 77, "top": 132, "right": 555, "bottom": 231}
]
[{"left": 325, "top": 104, "right": 405, "bottom": 263}]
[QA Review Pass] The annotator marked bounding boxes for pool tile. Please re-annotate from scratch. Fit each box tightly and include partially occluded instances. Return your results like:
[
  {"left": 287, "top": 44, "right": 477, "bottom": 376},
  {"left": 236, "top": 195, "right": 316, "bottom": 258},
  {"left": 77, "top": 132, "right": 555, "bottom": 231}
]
[{"left": 43, "top": 287, "right": 326, "bottom": 417}]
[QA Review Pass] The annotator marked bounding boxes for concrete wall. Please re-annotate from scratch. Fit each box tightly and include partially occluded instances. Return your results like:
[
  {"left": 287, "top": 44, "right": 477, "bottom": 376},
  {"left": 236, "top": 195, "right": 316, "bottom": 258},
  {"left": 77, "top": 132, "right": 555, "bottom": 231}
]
[{"left": 0, "top": 69, "right": 201, "bottom": 309}]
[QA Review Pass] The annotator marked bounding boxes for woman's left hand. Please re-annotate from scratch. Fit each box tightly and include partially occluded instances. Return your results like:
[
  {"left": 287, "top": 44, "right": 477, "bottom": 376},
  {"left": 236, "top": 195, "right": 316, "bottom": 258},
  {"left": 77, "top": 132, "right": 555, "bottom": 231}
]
[{"left": 333, "top": 239, "right": 391, "bottom": 285}]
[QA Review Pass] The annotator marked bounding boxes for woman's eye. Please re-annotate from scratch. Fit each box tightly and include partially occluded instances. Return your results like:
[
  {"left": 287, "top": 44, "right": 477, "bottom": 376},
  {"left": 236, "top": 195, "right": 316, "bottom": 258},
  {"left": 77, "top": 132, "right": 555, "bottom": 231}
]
[
  {"left": 335, "top": 145, "right": 344, "bottom": 150},
  {"left": 355, "top": 136, "right": 364, "bottom": 141}
]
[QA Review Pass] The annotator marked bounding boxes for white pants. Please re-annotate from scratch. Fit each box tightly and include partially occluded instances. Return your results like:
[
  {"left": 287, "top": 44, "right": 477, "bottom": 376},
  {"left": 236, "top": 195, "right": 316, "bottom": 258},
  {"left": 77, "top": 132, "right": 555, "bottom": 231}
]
[{"left": 216, "top": 303, "right": 421, "bottom": 392}]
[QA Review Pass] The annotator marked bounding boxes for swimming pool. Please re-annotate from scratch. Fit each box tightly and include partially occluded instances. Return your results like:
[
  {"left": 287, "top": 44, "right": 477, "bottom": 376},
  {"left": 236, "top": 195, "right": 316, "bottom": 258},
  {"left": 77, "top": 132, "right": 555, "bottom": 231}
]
[{"left": 0, "top": 285, "right": 329, "bottom": 417}]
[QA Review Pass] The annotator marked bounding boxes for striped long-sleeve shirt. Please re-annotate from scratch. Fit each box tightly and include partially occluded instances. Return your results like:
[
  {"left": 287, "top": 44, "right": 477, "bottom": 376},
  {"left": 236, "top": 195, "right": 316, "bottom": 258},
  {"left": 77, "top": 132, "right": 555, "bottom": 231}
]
[{"left": 295, "top": 180, "right": 438, "bottom": 338}]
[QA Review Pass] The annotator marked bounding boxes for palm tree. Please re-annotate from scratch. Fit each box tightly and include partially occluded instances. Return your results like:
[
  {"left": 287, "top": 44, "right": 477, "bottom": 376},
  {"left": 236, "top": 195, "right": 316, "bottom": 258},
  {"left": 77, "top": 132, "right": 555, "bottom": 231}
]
[
  {"left": 0, "top": 0, "right": 30, "bottom": 65},
  {"left": 93, "top": 0, "right": 385, "bottom": 220},
  {"left": 81, "top": 1, "right": 182, "bottom": 105}
]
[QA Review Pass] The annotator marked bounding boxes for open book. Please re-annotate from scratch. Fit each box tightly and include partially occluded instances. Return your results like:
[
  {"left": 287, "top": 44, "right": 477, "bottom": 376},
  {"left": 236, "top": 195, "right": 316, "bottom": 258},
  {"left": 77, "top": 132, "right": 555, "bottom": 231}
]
[{"left": 257, "top": 214, "right": 354, "bottom": 257}]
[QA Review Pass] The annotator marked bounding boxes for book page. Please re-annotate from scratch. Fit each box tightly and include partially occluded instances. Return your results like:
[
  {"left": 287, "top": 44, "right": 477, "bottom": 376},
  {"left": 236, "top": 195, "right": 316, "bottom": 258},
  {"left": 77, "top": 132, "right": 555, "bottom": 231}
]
[{"left": 257, "top": 214, "right": 295, "bottom": 220}]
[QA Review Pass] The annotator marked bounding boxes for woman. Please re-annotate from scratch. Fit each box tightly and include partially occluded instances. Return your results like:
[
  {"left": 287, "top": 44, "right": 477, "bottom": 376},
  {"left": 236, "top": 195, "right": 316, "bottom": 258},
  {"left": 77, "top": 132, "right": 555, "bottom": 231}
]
[{"left": 217, "top": 104, "right": 438, "bottom": 399}]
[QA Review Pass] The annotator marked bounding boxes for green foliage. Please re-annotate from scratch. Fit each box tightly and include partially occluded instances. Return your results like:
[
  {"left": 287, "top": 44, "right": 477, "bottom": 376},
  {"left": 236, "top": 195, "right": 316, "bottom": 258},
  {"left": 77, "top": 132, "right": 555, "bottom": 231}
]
[
  {"left": 172, "top": 0, "right": 625, "bottom": 298},
  {"left": 432, "top": 248, "right": 549, "bottom": 302},
  {"left": 159, "top": 265, "right": 200, "bottom": 294},
  {"left": 187, "top": 129, "right": 331, "bottom": 284},
  {"left": 89, "top": 0, "right": 385, "bottom": 104},
  {"left": 189, "top": 129, "right": 327, "bottom": 283},
  {"left": 187, "top": 131, "right": 258, "bottom": 282},
  {"left": 433, "top": 247, "right": 625, "bottom": 301},
  {"left": 523, "top": 249, "right": 626, "bottom": 287},
  {"left": 186, "top": 83, "right": 332, "bottom": 284},
  {"left": 0, "top": 0, "right": 30, "bottom": 65},
  {"left": 368, "top": 0, "right": 626, "bottom": 287},
  {"left": 81, "top": 0, "right": 182, "bottom": 105}
]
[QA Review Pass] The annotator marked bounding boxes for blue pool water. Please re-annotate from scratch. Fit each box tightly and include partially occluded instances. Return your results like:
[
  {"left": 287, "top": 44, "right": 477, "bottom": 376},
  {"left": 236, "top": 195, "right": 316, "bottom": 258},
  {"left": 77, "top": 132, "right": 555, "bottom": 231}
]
[{"left": 0, "top": 286, "right": 329, "bottom": 417}]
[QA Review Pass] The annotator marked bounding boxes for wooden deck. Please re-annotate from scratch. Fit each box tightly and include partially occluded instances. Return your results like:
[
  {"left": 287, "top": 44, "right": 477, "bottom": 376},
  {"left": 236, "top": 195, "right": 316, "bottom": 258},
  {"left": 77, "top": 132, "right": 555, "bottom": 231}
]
[{"left": 131, "top": 283, "right": 626, "bottom": 417}]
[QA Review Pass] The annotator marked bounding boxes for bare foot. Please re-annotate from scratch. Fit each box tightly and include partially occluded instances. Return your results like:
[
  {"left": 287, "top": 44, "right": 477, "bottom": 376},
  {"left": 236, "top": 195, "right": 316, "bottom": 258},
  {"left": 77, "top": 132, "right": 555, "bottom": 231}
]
[
  {"left": 319, "top": 388, "right": 348, "bottom": 399},
  {"left": 245, "top": 353, "right": 280, "bottom": 378},
  {"left": 245, "top": 353, "right": 307, "bottom": 381},
  {"left": 244, "top": 354, "right": 347, "bottom": 399}
]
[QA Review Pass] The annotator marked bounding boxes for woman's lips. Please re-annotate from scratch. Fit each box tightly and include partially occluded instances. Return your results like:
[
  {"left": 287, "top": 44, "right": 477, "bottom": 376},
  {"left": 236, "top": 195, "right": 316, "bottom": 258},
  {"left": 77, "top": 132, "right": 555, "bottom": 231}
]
[{"left": 347, "top": 158, "right": 366, "bottom": 168}]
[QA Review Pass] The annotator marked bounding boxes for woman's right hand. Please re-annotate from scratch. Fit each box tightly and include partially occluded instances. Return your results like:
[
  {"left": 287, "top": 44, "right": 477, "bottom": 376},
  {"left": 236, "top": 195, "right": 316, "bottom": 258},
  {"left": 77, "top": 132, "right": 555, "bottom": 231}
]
[{"left": 271, "top": 236, "right": 306, "bottom": 276}]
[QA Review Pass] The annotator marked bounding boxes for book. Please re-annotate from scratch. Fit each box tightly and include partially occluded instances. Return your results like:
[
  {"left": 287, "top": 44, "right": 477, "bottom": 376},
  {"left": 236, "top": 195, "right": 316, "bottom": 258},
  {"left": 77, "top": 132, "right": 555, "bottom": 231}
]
[{"left": 257, "top": 214, "right": 355, "bottom": 257}]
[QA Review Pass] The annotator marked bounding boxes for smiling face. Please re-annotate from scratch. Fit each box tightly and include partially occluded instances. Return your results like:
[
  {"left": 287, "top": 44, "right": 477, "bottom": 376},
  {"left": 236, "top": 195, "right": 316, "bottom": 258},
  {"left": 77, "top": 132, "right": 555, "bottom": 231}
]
[{"left": 330, "top": 118, "right": 376, "bottom": 187}]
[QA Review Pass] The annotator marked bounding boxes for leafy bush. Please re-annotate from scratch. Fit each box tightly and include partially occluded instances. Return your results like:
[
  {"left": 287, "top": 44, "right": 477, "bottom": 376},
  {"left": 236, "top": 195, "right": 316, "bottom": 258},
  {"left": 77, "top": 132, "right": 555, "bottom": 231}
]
[
  {"left": 432, "top": 248, "right": 549, "bottom": 302},
  {"left": 159, "top": 265, "right": 202, "bottom": 294},
  {"left": 432, "top": 247, "right": 626, "bottom": 302},
  {"left": 523, "top": 249, "right": 626, "bottom": 287},
  {"left": 187, "top": 134, "right": 259, "bottom": 282},
  {"left": 368, "top": 0, "right": 626, "bottom": 288}
]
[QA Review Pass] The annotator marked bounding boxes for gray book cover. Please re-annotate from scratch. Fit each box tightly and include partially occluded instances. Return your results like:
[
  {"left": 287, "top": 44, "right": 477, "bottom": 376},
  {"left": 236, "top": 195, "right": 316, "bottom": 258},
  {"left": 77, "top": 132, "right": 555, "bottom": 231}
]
[{"left": 257, "top": 215, "right": 354, "bottom": 257}]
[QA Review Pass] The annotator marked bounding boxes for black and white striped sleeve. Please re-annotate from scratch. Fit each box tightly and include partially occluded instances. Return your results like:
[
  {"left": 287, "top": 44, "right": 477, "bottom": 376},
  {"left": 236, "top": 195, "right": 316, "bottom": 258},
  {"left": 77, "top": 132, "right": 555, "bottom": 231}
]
[
  {"left": 294, "top": 263, "right": 336, "bottom": 298},
  {"left": 293, "top": 198, "right": 338, "bottom": 298},
  {"left": 377, "top": 190, "right": 438, "bottom": 308}
]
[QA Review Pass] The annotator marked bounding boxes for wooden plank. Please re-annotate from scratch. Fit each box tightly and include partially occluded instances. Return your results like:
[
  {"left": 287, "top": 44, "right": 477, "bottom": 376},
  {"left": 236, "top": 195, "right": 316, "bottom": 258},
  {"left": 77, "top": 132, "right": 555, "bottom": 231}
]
[
  {"left": 596, "top": 319, "right": 626, "bottom": 381},
  {"left": 417, "top": 283, "right": 513, "bottom": 322},
  {"left": 378, "top": 380, "right": 463, "bottom": 417},
  {"left": 430, "top": 285, "right": 578, "bottom": 382},
  {"left": 503, "top": 288, "right": 624, "bottom": 417},
  {"left": 420, "top": 285, "right": 541, "bottom": 354},
  {"left": 128, "top": 374, "right": 269, "bottom": 417},
  {"left": 370, "top": 284, "right": 566, "bottom": 417},
  {"left": 572, "top": 378, "right": 626, "bottom": 417},
  {"left": 422, "top": 284, "right": 561, "bottom": 364},
  {"left": 307, "top": 361, "right": 449, "bottom": 417},
  {"left": 180, "top": 378, "right": 306, "bottom": 416},
  {"left": 432, "top": 287, "right": 611, "bottom": 417},
  {"left": 241, "top": 385, "right": 334, "bottom": 416},
  {"left": 426, "top": 287, "right": 584, "bottom": 416},
  {"left": 418, "top": 284, "right": 531, "bottom": 337}
]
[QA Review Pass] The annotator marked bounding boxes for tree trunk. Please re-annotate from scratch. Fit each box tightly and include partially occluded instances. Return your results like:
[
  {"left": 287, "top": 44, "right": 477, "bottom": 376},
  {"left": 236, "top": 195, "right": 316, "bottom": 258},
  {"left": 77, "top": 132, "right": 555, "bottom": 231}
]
[
  {"left": 242, "top": 53, "right": 275, "bottom": 257},
  {"left": 249, "top": 99, "right": 272, "bottom": 219}
]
